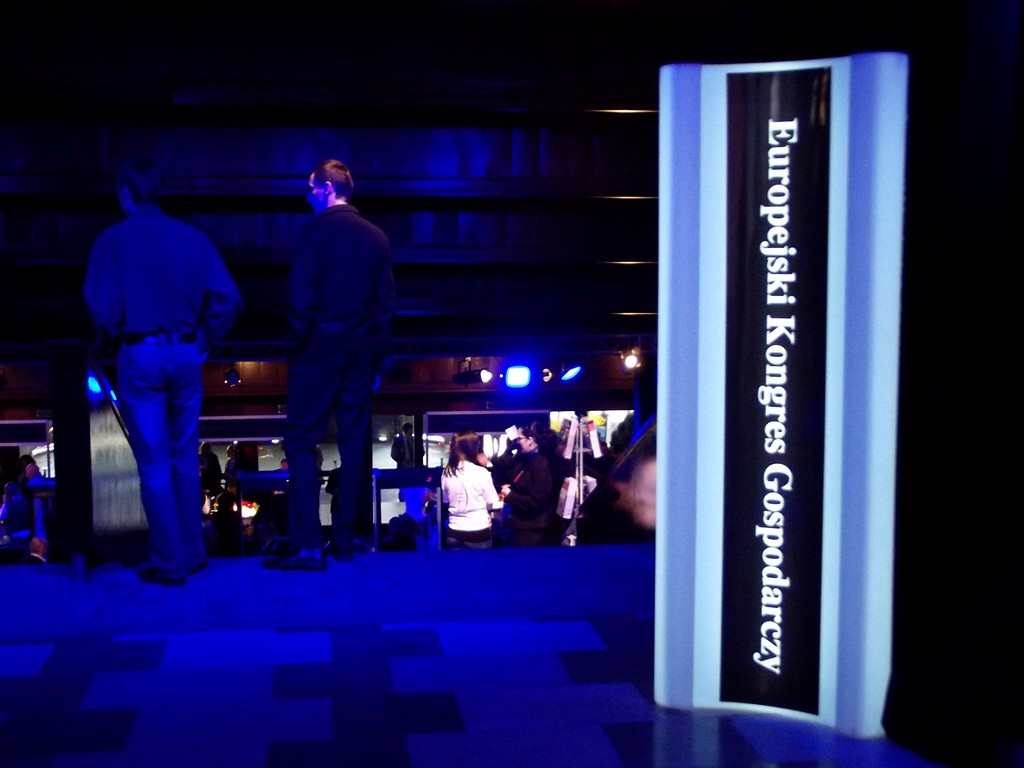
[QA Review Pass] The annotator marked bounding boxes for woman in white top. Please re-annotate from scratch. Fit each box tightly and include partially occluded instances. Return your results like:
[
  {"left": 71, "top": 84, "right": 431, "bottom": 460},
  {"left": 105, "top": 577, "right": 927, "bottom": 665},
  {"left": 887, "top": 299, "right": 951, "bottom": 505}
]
[{"left": 441, "top": 430, "right": 499, "bottom": 549}]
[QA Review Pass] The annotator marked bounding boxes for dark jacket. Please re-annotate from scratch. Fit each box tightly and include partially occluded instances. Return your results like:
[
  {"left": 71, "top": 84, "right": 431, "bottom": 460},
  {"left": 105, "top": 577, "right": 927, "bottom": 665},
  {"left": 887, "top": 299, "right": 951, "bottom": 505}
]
[
  {"left": 494, "top": 448, "right": 555, "bottom": 530},
  {"left": 286, "top": 204, "right": 395, "bottom": 371},
  {"left": 389, "top": 433, "right": 423, "bottom": 468}
]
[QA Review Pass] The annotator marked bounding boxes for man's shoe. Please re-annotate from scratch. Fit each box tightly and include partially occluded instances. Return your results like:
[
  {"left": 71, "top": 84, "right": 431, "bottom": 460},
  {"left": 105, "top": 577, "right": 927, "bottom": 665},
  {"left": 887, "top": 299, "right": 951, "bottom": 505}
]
[
  {"left": 262, "top": 548, "right": 326, "bottom": 571},
  {"left": 137, "top": 564, "right": 186, "bottom": 587}
]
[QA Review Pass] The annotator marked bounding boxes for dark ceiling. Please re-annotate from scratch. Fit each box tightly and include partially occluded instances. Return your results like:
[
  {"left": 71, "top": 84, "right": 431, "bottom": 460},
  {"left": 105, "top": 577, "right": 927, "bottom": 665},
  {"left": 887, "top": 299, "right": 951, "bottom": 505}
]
[
  {"left": 1, "top": 5, "right": 919, "bottom": 281},
  {"left": 2, "top": 2, "right": 914, "bottom": 112},
  {"left": 0, "top": 0, "right": 1013, "bottom": 414}
]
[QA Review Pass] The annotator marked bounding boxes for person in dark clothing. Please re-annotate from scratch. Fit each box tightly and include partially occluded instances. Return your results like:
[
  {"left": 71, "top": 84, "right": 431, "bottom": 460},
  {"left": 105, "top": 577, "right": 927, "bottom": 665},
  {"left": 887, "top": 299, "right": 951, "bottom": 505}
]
[
  {"left": 265, "top": 158, "right": 395, "bottom": 570},
  {"left": 493, "top": 421, "right": 560, "bottom": 547},
  {"left": 324, "top": 464, "right": 373, "bottom": 553},
  {"left": 0, "top": 481, "right": 32, "bottom": 544},
  {"left": 390, "top": 422, "right": 421, "bottom": 468},
  {"left": 16, "top": 456, "right": 41, "bottom": 528},
  {"left": 84, "top": 152, "right": 242, "bottom": 586},
  {"left": 16, "top": 454, "right": 38, "bottom": 486},
  {"left": 223, "top": 444, "right": 238, "bottom": 485},
  {"left": 211, "top": 480, "right": 243, "bottom": 556},
  {"left": 199, "top": 442, "right": 223, "bottom": 496}
]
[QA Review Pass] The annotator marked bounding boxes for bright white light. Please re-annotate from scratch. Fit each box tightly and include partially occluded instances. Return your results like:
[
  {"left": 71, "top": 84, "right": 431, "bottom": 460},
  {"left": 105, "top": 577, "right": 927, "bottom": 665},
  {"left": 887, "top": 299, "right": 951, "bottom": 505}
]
[
  {"left": 505, "top": 365, "right": 531, "bottom": 388},
  {"left": 479, "top": 369, "right": 494, "bottom": 383}
]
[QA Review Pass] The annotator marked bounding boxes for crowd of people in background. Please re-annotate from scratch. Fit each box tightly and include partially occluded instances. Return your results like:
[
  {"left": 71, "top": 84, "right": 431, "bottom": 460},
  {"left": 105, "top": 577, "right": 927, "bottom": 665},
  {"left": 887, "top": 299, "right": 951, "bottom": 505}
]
[
  {"left": 188, "top": 412, "right": 625, "bottom": 560},
  {"left": 387, "top": 419, "right": 621, "bottom": 551},
  {"left": 1, "top": 412, "right": 638, "bottom": 569},
  {"left": 5, "top": 154, "right": 642, "bottom": 578},
  {"left": 0, "top": 454, "right": 53, "bottom": 564}
]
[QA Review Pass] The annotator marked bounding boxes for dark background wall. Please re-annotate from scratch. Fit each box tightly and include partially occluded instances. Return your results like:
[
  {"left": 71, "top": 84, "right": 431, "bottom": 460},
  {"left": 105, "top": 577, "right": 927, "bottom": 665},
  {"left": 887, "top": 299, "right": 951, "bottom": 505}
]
[{"left": 1, "top": 1, "right": 1020, "bottom": 764}]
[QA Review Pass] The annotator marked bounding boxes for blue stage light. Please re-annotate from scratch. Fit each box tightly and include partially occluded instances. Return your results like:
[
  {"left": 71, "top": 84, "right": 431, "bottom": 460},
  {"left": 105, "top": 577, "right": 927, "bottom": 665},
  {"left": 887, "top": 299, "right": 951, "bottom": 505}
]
[
  {"left": 504, "top": 365, "right": 531, "bottom": 388},
  {"left": 87, "top": 375, "right": 102, "bottom": 394},
  {"left": 561, "top": 365, "right": 582, "bottom": 381}
]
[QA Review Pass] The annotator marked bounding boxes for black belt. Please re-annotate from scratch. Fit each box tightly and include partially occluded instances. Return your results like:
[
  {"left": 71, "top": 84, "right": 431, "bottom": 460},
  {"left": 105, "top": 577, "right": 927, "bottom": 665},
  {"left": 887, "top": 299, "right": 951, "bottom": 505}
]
[{"left": 123, "top": 331, "right": 197, "bottom": 346}]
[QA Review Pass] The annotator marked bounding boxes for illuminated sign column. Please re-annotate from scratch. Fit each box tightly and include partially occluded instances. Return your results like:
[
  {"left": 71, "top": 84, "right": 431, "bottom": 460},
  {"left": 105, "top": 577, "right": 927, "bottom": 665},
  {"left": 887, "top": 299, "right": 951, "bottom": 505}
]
[{"left": 655, "top": 53, "right": 908, "bottom": 736}]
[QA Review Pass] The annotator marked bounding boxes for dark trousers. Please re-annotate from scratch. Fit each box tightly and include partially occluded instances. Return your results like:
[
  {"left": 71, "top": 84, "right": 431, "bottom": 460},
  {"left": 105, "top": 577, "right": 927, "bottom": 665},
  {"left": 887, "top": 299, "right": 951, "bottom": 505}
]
[
  {"left": 509, "top": 517, "right": 560, "bottom": 547},
  {"left": 285, "top": 339, "right": 375, "bottom": 553},
  {"left": 117, "top": 341, "right": 206, "bottom": 578}
]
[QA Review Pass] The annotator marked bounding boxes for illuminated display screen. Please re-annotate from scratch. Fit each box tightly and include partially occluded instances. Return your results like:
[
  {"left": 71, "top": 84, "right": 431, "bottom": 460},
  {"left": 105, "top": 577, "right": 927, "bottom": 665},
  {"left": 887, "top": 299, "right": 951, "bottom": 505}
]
[{"left": 655, "top": 53, "right": 907, "bottom": 736}]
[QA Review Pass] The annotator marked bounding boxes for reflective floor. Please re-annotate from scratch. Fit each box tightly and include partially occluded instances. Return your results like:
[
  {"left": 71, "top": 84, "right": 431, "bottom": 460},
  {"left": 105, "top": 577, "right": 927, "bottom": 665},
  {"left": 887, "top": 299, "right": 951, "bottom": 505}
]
[{"left": 1, "top": 544, "right": 950, "bottom": 767}]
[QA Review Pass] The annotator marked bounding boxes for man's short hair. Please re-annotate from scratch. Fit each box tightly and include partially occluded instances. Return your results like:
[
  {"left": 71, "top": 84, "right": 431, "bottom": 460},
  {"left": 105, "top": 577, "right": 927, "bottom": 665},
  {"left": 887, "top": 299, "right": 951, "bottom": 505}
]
[
  {"left": 310, "top": 159, "right": 354, "bottom": 199},
  {"left": 116, "top": 153, "right": 162, "bottom": 204}
]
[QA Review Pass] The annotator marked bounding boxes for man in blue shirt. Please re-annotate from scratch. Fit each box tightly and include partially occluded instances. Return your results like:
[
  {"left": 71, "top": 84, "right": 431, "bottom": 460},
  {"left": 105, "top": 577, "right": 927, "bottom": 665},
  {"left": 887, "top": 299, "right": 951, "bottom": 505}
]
[
  {"left": 264, "top": 159, "right": 394, "bottom": 570},
  {"left": 84, "top": 153, "right": 242, "bottom": 586}
]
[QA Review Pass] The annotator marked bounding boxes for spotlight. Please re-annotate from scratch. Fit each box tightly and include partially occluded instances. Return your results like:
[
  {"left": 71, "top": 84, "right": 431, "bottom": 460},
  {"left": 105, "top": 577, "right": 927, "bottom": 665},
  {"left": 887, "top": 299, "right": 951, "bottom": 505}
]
[
  {"left": 504, "top": 365, "right": 531, "bottom": 388},
  {"left": 621, "top": 347, "right": 641, "bottom": 371},
  {"left": 560, "top": 364, "right": 583, "bottom": 381},
  {"left": 224, "top": 366, "right": 241, "bottom": 386},
  {"left": 453, "top": 369, "right": 491, "bottom": 385},
  {"left": 452, "top": 357, "right": 493, "bottom": 386},
  {"left": 86, "top": 371, "right": 106, "bottom": 405}
]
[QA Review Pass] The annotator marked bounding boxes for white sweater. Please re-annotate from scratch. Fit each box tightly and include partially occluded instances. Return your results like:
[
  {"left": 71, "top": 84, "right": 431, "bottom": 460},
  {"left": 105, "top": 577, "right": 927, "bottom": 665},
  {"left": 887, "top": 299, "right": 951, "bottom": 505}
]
[{"left": 442, "top": 461, "right": 499, "bottom": 532}]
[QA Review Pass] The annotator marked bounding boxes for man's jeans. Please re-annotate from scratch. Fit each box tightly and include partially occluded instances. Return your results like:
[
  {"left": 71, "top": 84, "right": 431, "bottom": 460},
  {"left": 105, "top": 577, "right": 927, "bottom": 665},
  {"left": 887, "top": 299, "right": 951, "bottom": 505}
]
[{"left": 117, "top": 341, "right": 205, "bottom": 578}]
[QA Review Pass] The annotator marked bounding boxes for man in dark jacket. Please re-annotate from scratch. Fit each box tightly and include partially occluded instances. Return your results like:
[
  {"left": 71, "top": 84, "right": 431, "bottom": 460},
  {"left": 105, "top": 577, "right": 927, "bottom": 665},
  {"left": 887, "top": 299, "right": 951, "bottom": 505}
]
[
  {"left": 390, "top": 422, "right": 422, "bottom": 469},
  {"left": 266, "top": 159, "right": 395, "bottom": 569}
]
